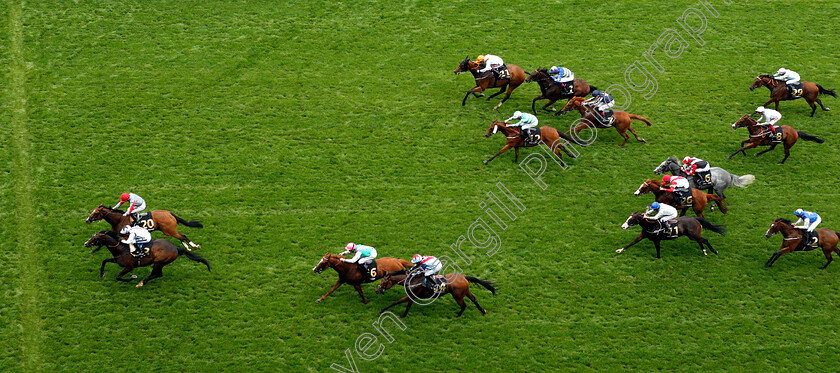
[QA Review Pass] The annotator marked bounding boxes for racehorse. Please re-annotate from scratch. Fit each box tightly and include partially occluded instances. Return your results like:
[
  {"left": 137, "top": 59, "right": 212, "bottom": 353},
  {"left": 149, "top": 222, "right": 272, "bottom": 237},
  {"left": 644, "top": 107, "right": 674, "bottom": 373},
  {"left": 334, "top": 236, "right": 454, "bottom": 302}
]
[
  {"left": 749, "top": 75, "right": 836, "bottom": 117},
  {"left": 764, "top": 218, "right": 840, "bottom": 269},
  {"left": 727, "top": 114, "right": 824, "bottom": 164},
  {"left": 525, "top": 68, "right": 597, "bottom": 113},
  {"left": 454, "top": 56, "right": 527, "bottom": 110},
  {"left": 85, "top": 204, "right": 204, "bottom": 250},
  {"left": 558, "top": 97, "right": 652, "bottom": 147},
  {"left": 634, "top": 179, "right": 727, "bottom": 218},
  {"left": 375, "top": 270, "right": 496, "bottom": 318},
  {"left": 653, "top": 157, "right": 755, "bottom": 198},
  {"left": 618, "top": 212, "right": 726, "bottom": 258},
  {"left": 84, "top": 230, "right": 210, "bottom": 287},
  {"left": 483, "top": 120, "right": 579, "bottom": 164},
  {"left": 312, "top": 252, "right": 412, "bottom": 304}
]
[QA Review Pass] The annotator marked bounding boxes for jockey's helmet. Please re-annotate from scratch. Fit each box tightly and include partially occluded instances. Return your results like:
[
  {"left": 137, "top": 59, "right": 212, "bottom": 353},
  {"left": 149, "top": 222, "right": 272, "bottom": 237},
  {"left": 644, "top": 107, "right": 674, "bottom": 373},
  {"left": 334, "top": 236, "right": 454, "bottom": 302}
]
[
  {"left": 120, "top": 193, "right": 130, "bottom": 202},
  {"left": 476, "top": 55, "right": 486, "bottom": 63},
  {"left": 513, "top": 111, "right": 522, "bottom": 118},
  {"left": 794, "top": 208, "right": 804, "bottom": 216},
  {"left": 345, "top": 242, "right": 356, "bottom": 252},
  {"left": 120, "top": 225, "right": 131, "bottom": 234},
  {"left": 411, "top": 254, "right": 423, "bottom": 263},
  {"left": 591, "top": 90, "right": 601, "bottom": 97},
  {"left": 662, "top": 174, "right": 672, "bottom": 183},
  {"left": 649, "top": 202, "right": 660, "bottom": 210},
  {"left": 755, "top": 106, "right": 766, "bottom": 113},
  {"left": 549, "top": 66, "right": 560, "bottom": 75},
  {"left": 777, "top": 68, "right": 786, "bottom": 75}
]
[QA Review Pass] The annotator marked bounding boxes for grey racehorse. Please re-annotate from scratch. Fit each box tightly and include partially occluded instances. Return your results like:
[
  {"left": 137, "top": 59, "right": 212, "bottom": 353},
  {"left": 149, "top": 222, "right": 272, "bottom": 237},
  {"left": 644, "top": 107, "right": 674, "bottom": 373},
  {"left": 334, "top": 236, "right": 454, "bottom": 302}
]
[{"left": 653, "top": 157, "right": 755, "bottom": 198}]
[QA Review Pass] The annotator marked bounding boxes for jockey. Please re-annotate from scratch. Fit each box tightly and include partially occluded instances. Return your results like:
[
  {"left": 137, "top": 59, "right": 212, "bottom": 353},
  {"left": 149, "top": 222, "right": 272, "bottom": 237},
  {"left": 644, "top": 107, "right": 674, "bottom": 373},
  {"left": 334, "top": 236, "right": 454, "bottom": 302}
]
[
  {"left": 120, "top": 224, "right": 152, "bottom": 258},
  {"left": 113, "top": 193, "right": 147, "bottom": 222},
  {"left": 681, "top": 156, "right": 711, "bottom": 185},
  {"left": 476, "top": 54, "right": 505, "bottom": 77},
  {"left": 409, "top": 254, "right": 443, "bottom": 288},
  {"left": 548, "top": 66, "right": 575, "bottom": 94},
  {"left": 793, "top": 209, "right": 821, "bottom": 247},
  {"left": 505, "top": 110, "right": 539, "bottom": 142},
  {"left": 754, "top": 106, "right": 782, "bottom": 134},
  {"left": 339, "top": 242, "right": 378, "bottom": 271},
  {"left": 584, "top": 90, "right": 615, "bottom": 112},
  {"left": 661, "top": 174, "right": 690, "bottom": 194},
  {"left": 644, "top": 202, "right": 678, "bottom": 234},
  {"left": 773, "top": 68, "right": 800, "bottom": 86}
]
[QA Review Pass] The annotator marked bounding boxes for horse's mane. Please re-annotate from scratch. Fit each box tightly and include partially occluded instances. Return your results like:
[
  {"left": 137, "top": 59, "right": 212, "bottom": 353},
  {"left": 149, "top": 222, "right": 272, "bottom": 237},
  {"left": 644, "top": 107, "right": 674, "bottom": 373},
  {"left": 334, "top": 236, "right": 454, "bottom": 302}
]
[
  {"left": 758, "top": 74, "right": 774, "bottom": 79},
  {"left": 775, "top": 218, "right": 793, "bottom": 225},
  {"left": 667, "top": 156, "right": 679, "bottom": 163},
  {"left": 111, "top": 208, "right": 126, "bottom": 214},
  {"left": 647, "top": 178, "right": 662, "bottom": 186}
]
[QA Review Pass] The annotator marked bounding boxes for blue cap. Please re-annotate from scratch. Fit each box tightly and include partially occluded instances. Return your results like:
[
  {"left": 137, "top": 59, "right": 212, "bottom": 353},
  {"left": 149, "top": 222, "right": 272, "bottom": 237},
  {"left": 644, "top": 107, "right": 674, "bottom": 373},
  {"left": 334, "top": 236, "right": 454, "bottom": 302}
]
[
  {"left": 591, "top": 90, "right": 601, "bottom": 96},
  {"left": 649, "top": 202, "right": 660, "bottom": 210}
]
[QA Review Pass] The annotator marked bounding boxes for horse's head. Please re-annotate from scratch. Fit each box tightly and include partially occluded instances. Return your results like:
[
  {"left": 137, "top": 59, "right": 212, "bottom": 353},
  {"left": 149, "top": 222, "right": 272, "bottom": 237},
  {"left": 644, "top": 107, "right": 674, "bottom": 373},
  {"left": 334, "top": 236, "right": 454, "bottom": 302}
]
[
  {"left": 766, "top": 218, "right": 793, "bottom": 238},
  {"left": 312, "top": 252, "right": 338, "bottom": 274},
  {"left": 749, "top": 76, "right": 763, "bottom": 91},
  {"left": 84, "top": 230, "right": 116, "bottom": 248},
  {"left": 85, "top": 204, "right": 110, "bottom": 224},
  {"left": 376, "top": 270, "right": 405, "bottom": 294},
  {"left": 634, "top": 179, "right": 659, "bottom": 196},
  {"left": 621, "top": 212, "right": 645, "bottom": 229},
  {"left": 525, "top": 68, "right": 547, "bottom": 83},
  {"left": 731, "top": 114, "right": 756, "bottom": 130},
  {"left": 485, "top": 120, "right": 508, "bottom": 138},
  {"left": 454, "top": 56, "right": 477, "bottom": 75},
  {"left": 559, "top": 96, "right": 586, "bottom": 115}
]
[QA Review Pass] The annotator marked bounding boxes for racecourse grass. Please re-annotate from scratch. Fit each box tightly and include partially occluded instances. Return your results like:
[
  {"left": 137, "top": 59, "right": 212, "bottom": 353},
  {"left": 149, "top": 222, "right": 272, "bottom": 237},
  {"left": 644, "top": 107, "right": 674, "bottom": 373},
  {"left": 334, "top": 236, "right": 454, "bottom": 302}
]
[{"left": 2, "top": 0, "right": 840, "bottom": 371}]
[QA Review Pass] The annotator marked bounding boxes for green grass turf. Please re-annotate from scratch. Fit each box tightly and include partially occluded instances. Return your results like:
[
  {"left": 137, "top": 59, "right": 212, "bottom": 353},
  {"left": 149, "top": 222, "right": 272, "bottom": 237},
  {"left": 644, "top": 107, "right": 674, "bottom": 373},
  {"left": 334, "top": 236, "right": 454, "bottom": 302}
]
[{"left": 2, "top": 0, "right": 840, "bottom": 371}]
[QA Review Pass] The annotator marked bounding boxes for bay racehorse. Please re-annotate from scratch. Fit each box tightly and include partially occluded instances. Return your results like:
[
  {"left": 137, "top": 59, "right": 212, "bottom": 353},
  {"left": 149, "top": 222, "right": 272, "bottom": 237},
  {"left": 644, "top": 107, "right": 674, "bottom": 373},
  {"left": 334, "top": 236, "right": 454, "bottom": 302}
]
[
  {"left": 312, "top": 252, "right": 411, "bottom": 304},
  {"left": 653, "top": 157, "right": 755, "bottom": 198},
  {"left": 749, "top": 75, "right": 836, "bottom": 117},
  {"left": 84, "top": 230, "right": 210, "bottom": 287},
  {"left": 634, "top": 179, "right": 727, "bottom": 218},
  {"left": 558, "top": 97, "right": 652, "bottom": 147},
  {"left": 728, "top": 114, "right": 824, "bottom": 164},
  {"left": 618, "top": 212, "right": 726, "bottom": 258},
  {"left": 764, "top": 218, "right": 840, "bottom": 269},
  {"left": 454, "top": 56, "right": 527, "bottom": 110},
  {"left": 375, "top": 270, "right": 496, "bottom": 318},
  {"left": 525, "top": 68, "right": 597, "bottom": 113},
  {"left": 483, "top": 120, "right": 579, "bottom": 164},
  {"left": 85, "top": 204, "right": 203, "bottom": 250}
]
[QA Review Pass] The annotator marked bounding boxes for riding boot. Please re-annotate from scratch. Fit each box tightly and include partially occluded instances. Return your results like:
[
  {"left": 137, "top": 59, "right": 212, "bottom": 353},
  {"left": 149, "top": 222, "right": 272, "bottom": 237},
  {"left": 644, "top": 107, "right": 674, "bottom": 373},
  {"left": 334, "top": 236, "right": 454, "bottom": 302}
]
[{"left": 131, "top": 213, "right": 139, "bottom": 224}]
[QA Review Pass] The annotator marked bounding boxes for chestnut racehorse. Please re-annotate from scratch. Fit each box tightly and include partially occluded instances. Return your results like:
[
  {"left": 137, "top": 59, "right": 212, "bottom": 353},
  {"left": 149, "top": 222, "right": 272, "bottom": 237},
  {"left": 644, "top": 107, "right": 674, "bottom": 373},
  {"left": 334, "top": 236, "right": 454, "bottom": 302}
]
[
  {"left": 312, "top": 252, "right": 411, "bottom": 304},
  {"left": 85, "top": 204, "right": 203, "bottom": 250},
  {"left": 559, "top": 97, "right": 652, "bottom": 147},
  {"left": 727, "top": 114, "right": 824, "bottom": 164},
  {"left": 375, "top": 270, "right": 496, "bottom": 318},
  {"left": 454, "top": 56, "right": 527, "bottom": 110},
  {"left": 618, "top": 212, "right": 726, "bottom": 258},
  {"left": 483, "top": 120, "right": 579, "bottom": 164},
  {"left": 764, "top": 218, "right": 840, "bottom": 269},
  {"left": 634, "top": 179, "right": 727, "bottom": 218},
  {"left": 84, "top": 230, "right": 210, "bottom": 287},
  {"left": 525, "top": 68, "right": 597, "bottom": 113},
  {"left": 749, "top": 75, "right": 836, "bottom": 117}
]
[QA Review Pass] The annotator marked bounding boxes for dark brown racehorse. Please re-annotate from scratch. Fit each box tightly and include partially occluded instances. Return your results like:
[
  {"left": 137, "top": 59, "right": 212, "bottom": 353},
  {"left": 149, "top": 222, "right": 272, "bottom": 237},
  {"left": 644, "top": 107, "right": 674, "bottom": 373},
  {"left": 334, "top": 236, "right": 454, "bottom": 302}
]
[
  {"left": 483, "top": 120, "right": 578, "bottom": 164},
  {"left": 454, "top": 56, "right": 527, "bottom": 110},
  {"left": 375, "top": 270, "right": 496, "bottom": 318},
  {"left": 525, "top": 68, "right": 597, "bottom": 113},
  {"left": 727, "top": 114, "right": 824, "bottom": 164},
  {"left": 85, "top": 204, "right": 203, "bottom": 250},
  {"left": 749, "top": 75, "right": 836, "bottom": 117},
  {"left": 559, "top": 97, "right": 652, "bottom": 147},
  {"left": 84, "top": 230, "right": 210, "bottom": 287},
  {"left": 312, "top": 252, "right": 412, "bottom": 304},
  {"left": 764, "top": 218, "right": 840, "bottom": 269},
  {"left": 618, "top": 212, "right": 726, "bottom": 258},
  {"left": 634, "top": 179, "right": 727, "bottom": 218}
]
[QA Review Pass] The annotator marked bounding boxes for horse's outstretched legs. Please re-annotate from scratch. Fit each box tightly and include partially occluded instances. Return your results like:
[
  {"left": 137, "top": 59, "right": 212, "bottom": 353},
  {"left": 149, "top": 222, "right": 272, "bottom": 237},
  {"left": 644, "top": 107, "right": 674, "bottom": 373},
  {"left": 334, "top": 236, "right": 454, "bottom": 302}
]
[
  {"left": 765, "top": 246, "right": 794, "bottom": 267},
  {"left": 627, "top": 126, "right": 646, "bottom": 143},
  {"left": 729, "top": 142, "right": 759, "bottom": 159},
  {"left": 541, "top": 100, "right": 558, "bottom": 112},
  {"left": 136, "top": 264, "right": 164, "bottom": 288},
  {"left": 487, "top": 85, "right": 508, "bottom": 100},
  {"left": 484, "top": 144, "right": 514, "bottom": 165},
  {"left": 454, "top": 295, "right": 468, "bottom": 317},
  {"left": 653, "top": 240, "right": 662, "bottom": 258},
  {"left": 100, "top": 258, "right": 117, "bottom": 277},
  {"left": 807, "top": 99, "right": 817, "bottom": 117},
  {"left": 815, "top": 97, "right": 830, "bottom": 111},
  {"left": 115, "top": 267, "right": 137, "bottom": 282},
  {"left": 819, "top": 248, "right": 833, "bottom": 270},
  {"left": 466, "top": 291, "right": 487, "bottom": 315},
  {"left": 316, "top": 279, "right": 343, "bottom": 303},
  {"left": 462, "top": 87, "right": 485, "bottom": 106},
  {"left": 379, "top": 296, "right": 411, "bottom": 315},
  {"left": 617, "top": 130, "right": 630, "bottom": 147},
  {"left": 780, "top": 146, "right": 792, "bottom": 164},
  {"left": 755, "top": 143, "right": 778, "bottom": 157},
  {"left": 616, "top": 233, "right": 645, "bottom": 254},
  {"left": 532, "top": 96, "right": 544, "bottom": 114},
  {"left": 492, "top": 84, "right": 519, "bottom": 110},
  {"left": 353, "top": 284, "right": 368, "bottom": 304}
]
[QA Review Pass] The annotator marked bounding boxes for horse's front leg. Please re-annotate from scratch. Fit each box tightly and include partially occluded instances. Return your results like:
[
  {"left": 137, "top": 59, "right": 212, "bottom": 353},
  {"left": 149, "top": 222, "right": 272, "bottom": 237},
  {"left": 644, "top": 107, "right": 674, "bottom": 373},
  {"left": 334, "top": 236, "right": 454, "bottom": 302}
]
[
  {"left": 513, "top": 147, "right": 520, "bottom": 163},
  {"left": 532, "top": 96, "right": 544, "bottom": 114},
  {"left": 616, "top": 233, "right": 645, "bottom": 253},
  {"left": 115, "top": 267, "right": 137, "bottom": 282},
  {"left": 462, "top": 87, "right": 485, "bottom": 106},
  {"left": 352, "top": 284, "right": 367, "bottom": 304},
  {"left": 728, "top": 142, "right": 758, "bottom": 159},
  {"left": 379, "top": 296, "right": 411, "bottom": 315},
  {"left": 754, "top": 142, "right": 778, "bottom": 157},
  {"left": 100, "top": 258, "right": 117, "bottom": 277},
  {"left": 542, "top": 100, "right": 558, "bottom": 112},
  {"left": 484, "top": 144, "right": 513, "bottom": 165},
  {"left": 653, "top": 240, "right": 662, "bottom": 258},
  {"left": 316, "top": 279, "right": 343, "bottom": 303}
]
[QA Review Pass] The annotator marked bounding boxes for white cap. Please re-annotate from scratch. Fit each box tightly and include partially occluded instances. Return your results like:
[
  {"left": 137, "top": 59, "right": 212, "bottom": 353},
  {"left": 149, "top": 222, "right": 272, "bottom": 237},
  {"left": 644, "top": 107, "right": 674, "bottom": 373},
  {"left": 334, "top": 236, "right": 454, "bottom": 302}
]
[
  {"left": 120, "top": 225, "right": 131, "bottom": 234},
  {"left": 513, "top": 111, "right": 522, "bottom": 118},
  {"left": 755, "top": 106, "right": 765, "bottom": 112},
  {"left": 777, "top": 68, "right": 786, "bottom": 74}
]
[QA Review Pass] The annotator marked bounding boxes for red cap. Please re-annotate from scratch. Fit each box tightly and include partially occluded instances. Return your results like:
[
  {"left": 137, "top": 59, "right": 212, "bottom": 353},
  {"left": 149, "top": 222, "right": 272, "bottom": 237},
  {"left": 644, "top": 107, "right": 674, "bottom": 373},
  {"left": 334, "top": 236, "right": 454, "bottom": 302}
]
[
  {"left": 120, "top": 193, "right": 130, "bottom": 202},
  {"left": 662, "top": 175, "right": 672, "bottom": 183}
]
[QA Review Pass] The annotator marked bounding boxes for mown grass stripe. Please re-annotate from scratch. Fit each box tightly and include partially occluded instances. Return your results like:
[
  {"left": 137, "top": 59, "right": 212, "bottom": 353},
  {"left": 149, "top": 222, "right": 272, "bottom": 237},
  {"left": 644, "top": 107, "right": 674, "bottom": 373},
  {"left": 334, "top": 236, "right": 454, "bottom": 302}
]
[{"left": 8, "top": 1, "right": 40, "bottom": 370}]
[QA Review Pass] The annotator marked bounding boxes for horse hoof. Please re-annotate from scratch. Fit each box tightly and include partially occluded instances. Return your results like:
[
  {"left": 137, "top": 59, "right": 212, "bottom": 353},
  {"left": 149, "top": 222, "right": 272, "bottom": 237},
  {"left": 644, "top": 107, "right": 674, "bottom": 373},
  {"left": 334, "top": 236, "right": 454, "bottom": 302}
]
[
  {"left": 616, "top": 248, "right": 624, "bottom": 253},
  {"left": 824, "top": 107, "right": 831, "bottom": 111},
  {"left": 131, "top": 275, "right": 137, "bottom": 279},
  {"left": 483, "top": 160, "right": 489, "bottom": 165},
  {"left": 316, "top": 299, "right": 322, "bottom": 303},
  {"left": 135, "top": 282, "right": 144, "bottom": 288}
]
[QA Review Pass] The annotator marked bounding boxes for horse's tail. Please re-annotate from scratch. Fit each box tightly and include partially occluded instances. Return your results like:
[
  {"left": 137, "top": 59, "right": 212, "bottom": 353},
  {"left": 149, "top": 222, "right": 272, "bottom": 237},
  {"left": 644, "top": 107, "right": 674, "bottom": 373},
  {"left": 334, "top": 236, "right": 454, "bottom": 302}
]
[
  {"left": 706, "top": 193, "right": 728, "bottom": 214},
  {"left": 816, "top": 84, "right": 837, "bottom": 98},
  {"left": 798, "top": 131, "right": 825, "bottom": 144},
  {"left": 172, "top": 213, "right": 204, "bottom": 228},
  {"left": 589, "top": 85, "right": 598, "bottom": 92},
  {"left": 696, "top": 217, "right": 727, "bottom": 236},
  {"left": 628, "top": 114, "right": 653, "bottom": 126},
  {"left": 177, "top": 247, "right": 211, "bottom": 272},
  {"left": 465, "top": 276, "right": 497, "bottom": 296},
  {"left": 554, "top": 127, "right": 585, "bottom": 148},
  {"left": 731, "top": 173, "right": 756, "bottom": 188}
]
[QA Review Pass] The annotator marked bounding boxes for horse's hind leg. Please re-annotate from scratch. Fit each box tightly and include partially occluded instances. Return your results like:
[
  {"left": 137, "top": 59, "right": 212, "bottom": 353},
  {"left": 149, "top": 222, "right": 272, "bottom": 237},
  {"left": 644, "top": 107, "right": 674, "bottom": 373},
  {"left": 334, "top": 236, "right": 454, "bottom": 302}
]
[
  {"left": 172, "top": 233, "right": 200, "bottom": 250},
  {"left": 816, "top": 97, "right": 830, "bottom": 111},
  {"left": 115, "top": 267, "right": 137, "bottom": 282},
  {"left": 353, "top": 284, "right": 368, "bottom": 304},
  {"left": 136, "top": 264, "right": 164, "bottom": 288},
  {"left": 487, "top": 85, "right": 508, "bottom": 100},
  {"left": 542, "top": 100, "right": 558, "bottom": 112},
  {"left": 628, "top": 126, "right": 646, "bottom": 143},
  {"left": 617, "top": 130, "right": 629, "bottom": 147},
  {"left": 493, "top": 85, "right": 517, "bottom": 110},
  {"left": 780, "top": 146, "right": 791, "bottom": 164},
  {"left": 807, "top": 99, "right": 817, "bottom": 117},
  {"left": 466, "top": 291, "right": 486, "bottom": 315},
  {"left": 819, "top": 249, "right": 833, "bottom": 270},
  {"left": 454, "top": 295, "right": 468, "bottom": 317}
]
